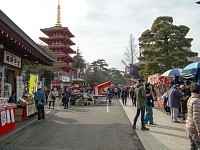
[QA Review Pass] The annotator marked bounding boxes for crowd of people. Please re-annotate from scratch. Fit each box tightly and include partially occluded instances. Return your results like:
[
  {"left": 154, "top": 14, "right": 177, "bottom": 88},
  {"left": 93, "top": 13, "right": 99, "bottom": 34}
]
[
  {"left": 109, "top": 79, "right": 156, "bottom": 130},
  {"left": 33, "top": 80, "right": 200, "bottom": 149},
  {"left": 34, "top": 86, "right": 73, "bottom": 120},
  {"left": 129, "top": 79, "right": 200, "bottom": 149},
  {"left": 163, "top": 84, "right": 191, "bottom": 123}
]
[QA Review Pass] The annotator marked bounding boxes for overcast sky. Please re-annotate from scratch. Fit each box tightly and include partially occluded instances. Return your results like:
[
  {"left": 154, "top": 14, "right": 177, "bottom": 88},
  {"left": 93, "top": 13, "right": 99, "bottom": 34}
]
[{"left": 1, "top": 0, "right": 199, "bottom": 70}]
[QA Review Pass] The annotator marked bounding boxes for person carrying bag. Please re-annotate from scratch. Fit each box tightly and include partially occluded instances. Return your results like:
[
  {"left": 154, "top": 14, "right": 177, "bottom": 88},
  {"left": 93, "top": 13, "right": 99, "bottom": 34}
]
[{"left": 48, "top": 89, "right": 56, "bottom": 109}]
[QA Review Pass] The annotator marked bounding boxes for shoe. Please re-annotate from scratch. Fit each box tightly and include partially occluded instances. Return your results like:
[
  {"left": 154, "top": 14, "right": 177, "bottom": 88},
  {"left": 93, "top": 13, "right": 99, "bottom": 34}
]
[
  {"left": 149, "top": 122, "right": 157, "bottom": 125},
  {"left": 38, "top": 118, "right": 41, "bottom": 120},
  {"left": 141, "top": 127, "right": 149, "bottom": 130},
  {"left": 173, "top": 120, "right": 180, "bottom": 123},
  {"left": 64, "top": 108, "right": 66, "bottom": 109},
  {"left": 53, "top": 108, "right": 54, "bottom": 109},
  {"left": 132, "top": 125, "right": 136, "bottom": 130},
  {"left": 42, "top": 118, "right": 45, "bottom": 119}
]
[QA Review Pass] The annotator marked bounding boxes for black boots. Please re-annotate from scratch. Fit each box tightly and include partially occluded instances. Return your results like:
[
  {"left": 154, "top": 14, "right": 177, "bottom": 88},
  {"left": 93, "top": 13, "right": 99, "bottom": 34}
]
[
  {"left": 132, "top": 122, "right": 136, "bottom": 130},
  {"left": 141, "top": 125, "right": 149, "bottom": 130}
]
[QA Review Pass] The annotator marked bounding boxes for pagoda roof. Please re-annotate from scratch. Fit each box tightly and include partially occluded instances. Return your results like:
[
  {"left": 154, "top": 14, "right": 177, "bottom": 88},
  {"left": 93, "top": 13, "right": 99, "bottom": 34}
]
[
  {"left": 53, "top": 62, "right": 76, "bottom": 71},
  {"left": 47, "top": 45, "right": 76, "bottom": 54},
  {"left": 0, "top": 10, "right": 56, "bottom": 66},
  {"left": 40, "top": 36, "right": 75, "bottom": 45},
  {"left": 40, "top": 26, "right": 74, "bottom": 38},
  {"left": 54, "top": 53, "right": 75, "bottom": 63},
  {"left": 51, "top": 46, "right": 75, "bottom": 54}
]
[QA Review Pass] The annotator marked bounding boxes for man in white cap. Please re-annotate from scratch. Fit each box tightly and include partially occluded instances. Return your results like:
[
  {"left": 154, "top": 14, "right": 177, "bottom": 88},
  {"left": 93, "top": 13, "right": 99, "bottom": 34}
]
[{"left": 35, "top": 85, "right": 46, "bottom": 120}]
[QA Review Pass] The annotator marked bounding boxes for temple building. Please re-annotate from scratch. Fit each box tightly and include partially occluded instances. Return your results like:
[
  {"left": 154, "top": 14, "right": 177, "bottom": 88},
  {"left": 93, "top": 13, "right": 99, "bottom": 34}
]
[{"left": 39, "top": 0, "right": 76, "bottom": 89}]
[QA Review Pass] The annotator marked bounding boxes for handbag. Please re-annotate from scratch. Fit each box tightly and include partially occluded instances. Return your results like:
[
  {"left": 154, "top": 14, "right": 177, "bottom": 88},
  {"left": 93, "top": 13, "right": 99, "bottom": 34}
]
[{"left": 51, "top": 94, "right": 56, "bottom": 100}]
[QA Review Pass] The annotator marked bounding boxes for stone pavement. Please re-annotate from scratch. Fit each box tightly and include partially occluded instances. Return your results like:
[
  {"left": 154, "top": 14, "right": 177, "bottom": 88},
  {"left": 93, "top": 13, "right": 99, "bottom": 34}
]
[
  {"left": 120, "top": 98, "right": 190, "bottom": 150},
  {"left": 0, "top": 97, "right": 190, "bottom": 150}
]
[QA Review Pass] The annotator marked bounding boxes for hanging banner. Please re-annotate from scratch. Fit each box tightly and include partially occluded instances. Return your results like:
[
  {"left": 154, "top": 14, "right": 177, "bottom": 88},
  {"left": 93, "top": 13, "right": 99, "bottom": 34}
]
[
  {"left": 0, "top": 66, "right": 5, "bottom": 97},
  {"left": 6, "top": 109, "right": 11, "bottom": 124},
  {"left": 16, "top": 76, "right": 24, "bottom": 101},
  {"left": 10, "top": 108, "right": 15, "bottom": 122},
  {"left": 29, "top": 74, "right": 37, "bottom": 94},
  {"left": 1, "top": 111, "right": 6, "bottom": 126}
]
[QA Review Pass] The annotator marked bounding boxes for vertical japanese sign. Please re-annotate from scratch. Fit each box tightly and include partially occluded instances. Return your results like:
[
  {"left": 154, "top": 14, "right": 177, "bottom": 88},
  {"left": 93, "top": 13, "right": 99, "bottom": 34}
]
[
  {"left": 16, "top": 76, "right": 24, "bottom": 101},
  {"left": 0, "top": 66, "right": 4, "bottom": 97},
  {"left": 29, "top": 74, "right": 37, "bottom": 94}
]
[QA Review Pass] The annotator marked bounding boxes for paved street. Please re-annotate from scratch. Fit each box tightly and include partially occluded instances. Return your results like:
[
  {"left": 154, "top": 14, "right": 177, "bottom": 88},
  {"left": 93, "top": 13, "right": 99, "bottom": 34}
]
[
  {"left": 0, "top": 97, "right": 190, "bottom": 150},
  {"left": 120, "top": 98, "right": 190, "bottom": 150},
  {"left": 0, "top": 98, "right": 144, "bottom": 150}
]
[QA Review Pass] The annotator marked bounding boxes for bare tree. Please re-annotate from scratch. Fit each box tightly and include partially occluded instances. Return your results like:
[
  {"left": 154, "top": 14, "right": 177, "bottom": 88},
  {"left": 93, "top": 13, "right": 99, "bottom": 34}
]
[{"left": 121, "top": 34, "right": 138, "bottom": 66}]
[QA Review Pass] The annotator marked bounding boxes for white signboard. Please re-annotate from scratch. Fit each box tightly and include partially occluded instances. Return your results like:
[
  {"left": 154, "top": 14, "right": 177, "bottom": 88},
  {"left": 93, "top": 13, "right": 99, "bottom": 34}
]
[
  {"left": 16, "top": 76, "right": 24, "bottom": 101},
  {"left": 62, "top": 76, "right": 70, "bottom": 82},
  {"left": 4, "top": 51, "right": 21, "bottom": 68}
]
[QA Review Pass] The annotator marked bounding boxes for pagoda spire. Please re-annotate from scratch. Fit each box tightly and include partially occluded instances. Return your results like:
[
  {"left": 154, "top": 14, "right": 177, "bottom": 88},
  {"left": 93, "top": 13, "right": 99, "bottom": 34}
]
[{"left": 55, "top": 0, "right": 62, "bottom": 26}]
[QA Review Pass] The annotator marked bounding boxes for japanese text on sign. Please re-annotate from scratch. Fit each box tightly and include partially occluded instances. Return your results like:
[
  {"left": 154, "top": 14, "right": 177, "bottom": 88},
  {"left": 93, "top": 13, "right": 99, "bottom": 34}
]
[{"left": 3, "top": 51, "right": 21, "bottom": 68}]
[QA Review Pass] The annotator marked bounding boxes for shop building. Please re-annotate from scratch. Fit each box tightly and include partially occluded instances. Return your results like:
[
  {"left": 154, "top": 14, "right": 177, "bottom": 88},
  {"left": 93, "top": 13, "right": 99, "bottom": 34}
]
[{"left": 0, "top": 10, "right": 56, "bottom": 135}]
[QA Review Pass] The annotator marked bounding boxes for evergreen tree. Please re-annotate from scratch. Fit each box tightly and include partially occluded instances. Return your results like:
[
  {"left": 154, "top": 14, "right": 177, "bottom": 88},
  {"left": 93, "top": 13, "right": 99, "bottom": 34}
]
[
  {"left": 138, "top": 16, "right": 198, "bottom": 79},
  {"left": 71, "top": 48, "right": 86, "bottom": 78}
]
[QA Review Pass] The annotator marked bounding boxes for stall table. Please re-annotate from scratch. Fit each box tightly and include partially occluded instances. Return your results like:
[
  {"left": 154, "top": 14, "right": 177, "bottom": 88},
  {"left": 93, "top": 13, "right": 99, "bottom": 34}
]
[{"left": 0, "top": 104, "right": 17, "bottom": 136}]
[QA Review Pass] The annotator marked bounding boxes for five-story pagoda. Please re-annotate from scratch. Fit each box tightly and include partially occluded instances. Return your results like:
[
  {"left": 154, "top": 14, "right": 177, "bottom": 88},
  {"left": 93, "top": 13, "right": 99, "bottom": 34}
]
[{"left": 39, "top": 0, "right": 76, "bottom": 89}]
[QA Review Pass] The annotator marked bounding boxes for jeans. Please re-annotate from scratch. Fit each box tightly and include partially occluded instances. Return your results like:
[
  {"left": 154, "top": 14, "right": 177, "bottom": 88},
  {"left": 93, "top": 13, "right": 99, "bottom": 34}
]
[
  {"left": 188, "top": 132, "right": 200, "bottom": 150},
  {"left": 37, "top": 105, "right": 45, "bottom": 119},
  {"left": 171, "top": 107, "right": 179, "bottom": 121},
  {"left": 107, "top": 95, "right": 112, "bottom": 105},
  {"left": 144, "top": 106, "right": 153, "bottom": 124},
  {"left": 133, "top": 106, "right": 145, "bottom": 127}
]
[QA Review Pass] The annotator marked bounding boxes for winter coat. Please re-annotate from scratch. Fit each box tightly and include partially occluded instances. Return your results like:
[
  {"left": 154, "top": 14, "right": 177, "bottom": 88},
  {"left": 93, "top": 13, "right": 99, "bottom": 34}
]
[
  {"left": 48, "top": 91, "right": 56, "bottom": 102},
  {"left": 168, "top": 86, "right": 183, "bottom": 108},
  {"left": 62, "top": 91, "right": 71, "bottom": 104},
  {"left": 35, "top": 89, "right": 46, "bottom": 106},
  {"left": 146, "top": 89, "right": 153, "bottom": 106},
  {"left": 185, "top": 93, "right": 200, "bottom": 140},
  {"left": 121, "top": 89, "right": 128, "bottom": 99},
  {"left": 135, "top": 83, "right": 146, "bottom": 108}
]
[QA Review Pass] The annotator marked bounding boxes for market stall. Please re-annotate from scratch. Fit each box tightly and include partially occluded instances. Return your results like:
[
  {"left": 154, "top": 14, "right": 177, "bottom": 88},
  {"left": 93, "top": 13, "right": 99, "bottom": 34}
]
[
  {"left": 0, "top": 98, "right": 17, "bottom": 136},
  {"left": 0, "top": 10, "right": 56, "bottom": 135},
  {"left": 148, "top": 74, "right": 173, "bottom": 108},
  {"left": 93, "top": 81, "right": 112, "bottom": 96},
  {"left": 15, "top": 95, "right": 36, "bottom": 121}
]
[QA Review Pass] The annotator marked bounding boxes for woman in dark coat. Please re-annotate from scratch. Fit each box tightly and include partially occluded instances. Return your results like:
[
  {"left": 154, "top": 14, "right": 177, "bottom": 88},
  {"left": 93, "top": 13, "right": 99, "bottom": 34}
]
[
  {"left": 121, "top": 87, "right": 128, "bottom": 105},
  {"left": 62, "top": 87, "right": 71, "bottom": 109}
]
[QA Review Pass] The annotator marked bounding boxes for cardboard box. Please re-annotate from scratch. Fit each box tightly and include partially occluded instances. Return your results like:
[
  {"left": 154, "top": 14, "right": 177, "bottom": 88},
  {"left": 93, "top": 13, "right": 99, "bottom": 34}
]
[
  {"left": 15, "top": 115, "right": 23, "bottom": 122},
  {"left": 15, "top": 108, "right": 23, "bottom": 115}
]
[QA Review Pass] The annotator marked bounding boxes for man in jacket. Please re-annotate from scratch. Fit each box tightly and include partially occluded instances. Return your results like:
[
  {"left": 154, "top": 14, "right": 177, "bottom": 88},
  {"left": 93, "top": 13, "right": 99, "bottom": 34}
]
[
  {"left": 132, "top": 78, "right": 149, "bottom": 130},
  {"left": 186, "top": 83, "right": 200, "bottom": 150},
  {"left": 35, "top": 85, "right": 46, "bottom": 120},
  {"left": 168, "top": 84, "right": 183, "bottom": 123}
]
